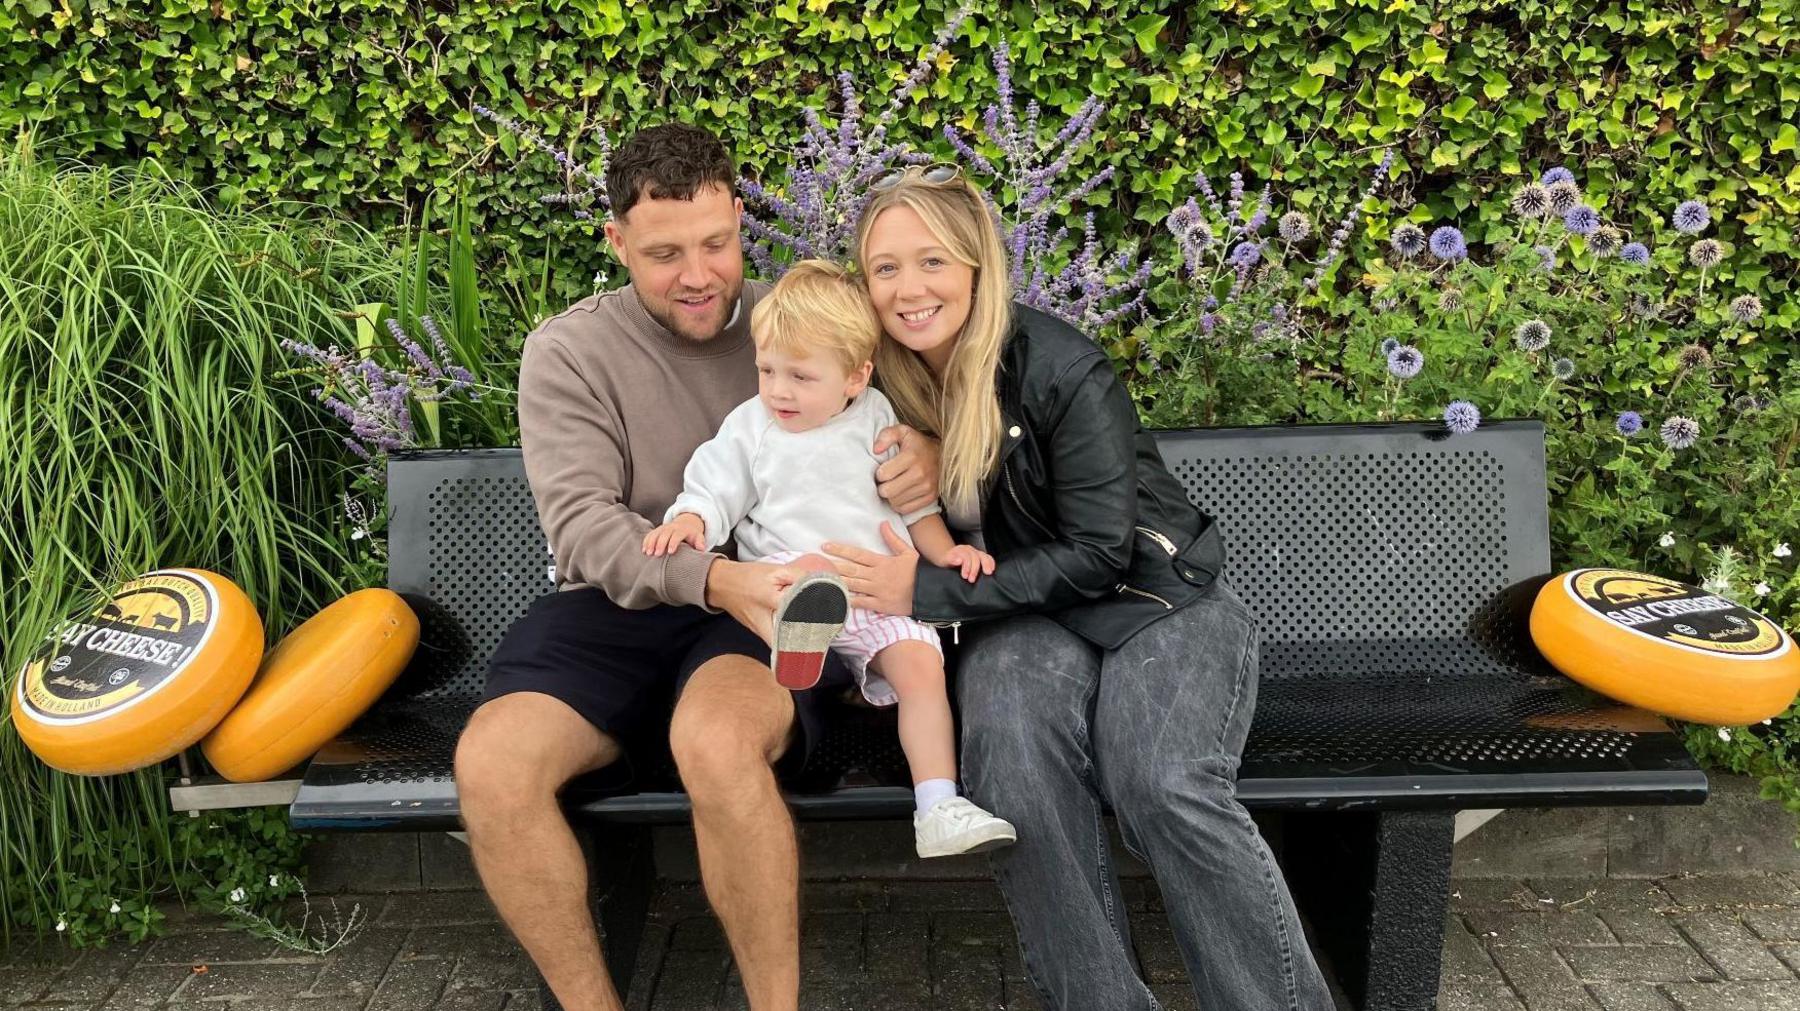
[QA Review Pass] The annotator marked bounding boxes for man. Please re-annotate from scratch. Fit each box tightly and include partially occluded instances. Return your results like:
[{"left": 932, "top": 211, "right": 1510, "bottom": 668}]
[{"left": 452, "top": 123, "right": 940, "bottom": 1011}]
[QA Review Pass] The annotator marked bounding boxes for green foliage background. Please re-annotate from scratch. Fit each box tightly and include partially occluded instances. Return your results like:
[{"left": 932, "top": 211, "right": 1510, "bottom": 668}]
[{"left": 4, "top": 0, "right": 1794, "bottom": 328}]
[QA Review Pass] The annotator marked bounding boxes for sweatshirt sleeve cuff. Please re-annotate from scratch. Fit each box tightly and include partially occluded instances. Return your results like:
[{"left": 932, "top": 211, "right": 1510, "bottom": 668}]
[{"left": 664, "top": 546, "right": 722, "bottom": 611}]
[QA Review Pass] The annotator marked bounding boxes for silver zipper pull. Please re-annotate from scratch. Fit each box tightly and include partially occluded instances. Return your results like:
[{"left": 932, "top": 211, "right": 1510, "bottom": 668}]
[{"left": 950, "top": 621, "right": 961, "bottom": 645}]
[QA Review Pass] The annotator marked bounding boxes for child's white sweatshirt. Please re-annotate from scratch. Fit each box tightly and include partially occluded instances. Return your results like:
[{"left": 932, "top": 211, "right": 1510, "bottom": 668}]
[{"left": 665, "top": 388, "right": 940, "bottom": 561}]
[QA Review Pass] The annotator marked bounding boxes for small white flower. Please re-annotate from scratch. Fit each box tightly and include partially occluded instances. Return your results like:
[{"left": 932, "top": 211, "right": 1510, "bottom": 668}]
[
  {"left": 1765, "top": 719, "right": 1775, "bottom": 725},
  {"left": 55, "top": 917, "right": 67, "bottom": 932},
  {"left": 1718, "top": 727, "right": 1732, "bottom": 742},
  {"left": 228, "top": 887, "right": 246, "bottom": 904},
  {"left": 1776, "top": 543, "right": 1792, "bottom": 558},
  {"left": 108, "top": 900, "right": 120, "bottom": 914},
  {"left": 1659, "top": 531, "right": 1677, "bottom": 548},
  {"left": 1755, "top": 581, "right": 1772, "bottom": 596},
  {"left": 269, "top": 874, "right": 282, "bottom": 888},
  {"left": 350, "top": 529, "right": 367, "bottom": 541}
]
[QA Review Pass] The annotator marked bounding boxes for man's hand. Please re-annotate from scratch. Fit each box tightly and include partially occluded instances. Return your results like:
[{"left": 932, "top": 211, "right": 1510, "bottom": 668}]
[
  {"left": 941, "top": 544, "right": 996, "bottom": 584},
  {"left": 822, "top": 522, "right": 918, "bottom": 616},
  {"left": 873, "top": 424, "right": 941, "bottom": 516},
  {"left": 643, "top": 513, "right": 706, "bottom": 556},
  {"left": 703, "top": 557, "right": 789, "bottom": 643}
]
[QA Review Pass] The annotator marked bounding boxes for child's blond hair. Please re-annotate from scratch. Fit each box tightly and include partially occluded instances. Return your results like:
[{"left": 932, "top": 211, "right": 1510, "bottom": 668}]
[{"left": 750, "top": 260, "right": 881, "bottom": 373}]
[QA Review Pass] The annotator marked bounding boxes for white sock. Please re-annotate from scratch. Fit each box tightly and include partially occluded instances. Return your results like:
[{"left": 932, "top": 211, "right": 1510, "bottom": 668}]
[{"left": 914, "top": 778, "right": 958, "bottom": 815}]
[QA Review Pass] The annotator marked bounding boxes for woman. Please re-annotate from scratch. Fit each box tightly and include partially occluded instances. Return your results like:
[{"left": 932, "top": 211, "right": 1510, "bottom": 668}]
[{"left": 819, "top": 164, "right": 1333, "bottom": 1011}]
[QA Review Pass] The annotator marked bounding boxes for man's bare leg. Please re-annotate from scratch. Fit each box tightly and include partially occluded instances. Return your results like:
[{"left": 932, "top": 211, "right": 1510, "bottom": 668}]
[
  {"left": 455, "top": 692, "right": 623, "bottom": 1011},
  {"left": 669, "top": 656, "right": 803, "bottom": 1011}
]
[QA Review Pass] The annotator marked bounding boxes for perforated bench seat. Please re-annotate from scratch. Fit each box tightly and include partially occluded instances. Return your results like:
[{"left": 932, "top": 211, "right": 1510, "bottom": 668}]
[{"left": 290, "top": 421, "right": 1706, "bottom": 1010}]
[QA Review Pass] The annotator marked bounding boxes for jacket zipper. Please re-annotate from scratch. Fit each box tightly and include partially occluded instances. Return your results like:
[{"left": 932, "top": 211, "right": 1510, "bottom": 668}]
[
  {"left": 924, "top": 619, "right": 962, "bottom": 644},
  {"left": 1135, "top": 525, "right": 1178, "bottom": 557},
  {"left": 1003, "top": 464, "right": 1055, "bottom": 538},
  {"left": 1116, "top": 583, "right": 1173, "bottom": 609}
]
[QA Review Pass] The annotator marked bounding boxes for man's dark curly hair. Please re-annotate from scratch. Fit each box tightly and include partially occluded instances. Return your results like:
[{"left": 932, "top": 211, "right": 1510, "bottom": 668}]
[{"left": 606, "top": 123, "right": 737, "bottom": 221}]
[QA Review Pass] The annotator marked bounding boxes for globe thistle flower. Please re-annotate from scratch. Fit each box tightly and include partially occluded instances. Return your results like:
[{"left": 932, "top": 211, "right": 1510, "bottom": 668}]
[
  {"left": 1688, "top": 238, "right": 1723, "bottom": 268},
  {"left": 1541, "top": 166, "right": 1576, "bottom": 187},
  {"left": 1437, "top": 287, "right": 1466, "bottom": 313},
  {"left": 1380, "top": 336, "right": 1400, "bottom": 356},
  {"left": 1229, "top": 241, "right": 1263, "bottom": 268},
  {"left": 1732, "top": 394, "right": 1766, "bottom": 414},
  {"left": 1589, "top": 226, "right": 1623, "bottom": 257},
  {"left": 1278, "top": 211, "right": 1311, "bottom": 243},
  {"left": 1534, "top": 244, "right": 1557, "bottom": 272},
  {"left": 1619, "top": 242, "right": 1650, "bottom": 265},
  {"left": 1616, "top": 410, "right": 1643, "bottom": 436},
  {"left": 1672, "top": 200, "right": 1710, "bottom": 235},
  {"left": 1511, "top": 183, "right": 1552, "bottom": 219},
  {"left": 1390, "top": 223, "right": 1428, "bottom": 259},
  {"left": 1627, "top": 294, "right": 1661, "bottom": 320},
  {"left": 1547, "top": 180, "right": 1581, "bottom": 215},
  {"left": 1444, "top": 400, "right": 1482, "bottom": 435},
  {"left": 1563, "top": 205, "right": 1601, "bottom": 236},
  {"left": 1515, "top": 319, "right": 1552, "bottom": 351},
  {"left": 1729, "top": 294, "right": 1763, "bottom": 322},
  {"left": 1429, "top": 226, "right": 1467, "bottom": 261},
  {"left": 1659, "top": 415, "right": 1700, "bottom": 450},
  {"left": 1551, "top": 357, "right": 1577, "bottom": 380},
  {"left": 1677, "top": 343, "right": 1712, "bottom": 370},
  {"left": 1387, "top": 344, "right": 1424, "bottom": 379}
]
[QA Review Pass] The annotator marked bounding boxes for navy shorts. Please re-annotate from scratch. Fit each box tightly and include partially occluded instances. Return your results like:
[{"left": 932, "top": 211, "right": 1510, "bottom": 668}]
[{"left": 483, "top": 587, "right": 855, "bottom": 788}]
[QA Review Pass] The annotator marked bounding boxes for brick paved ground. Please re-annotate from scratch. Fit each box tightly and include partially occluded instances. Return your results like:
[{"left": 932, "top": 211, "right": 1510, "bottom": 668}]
[{"left": 7, "top": 875, "right": 1800, "bottom": 1010}]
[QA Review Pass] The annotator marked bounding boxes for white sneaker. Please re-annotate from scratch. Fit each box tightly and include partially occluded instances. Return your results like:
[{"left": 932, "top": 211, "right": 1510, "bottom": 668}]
[{"left": 914, "top": 797, "right": 1017, "bottom": 858}]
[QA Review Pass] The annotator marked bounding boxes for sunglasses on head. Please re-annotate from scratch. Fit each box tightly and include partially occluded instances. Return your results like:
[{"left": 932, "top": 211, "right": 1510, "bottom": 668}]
[{"left": 871, "top": 162, "right": 964, "bottom": 191}]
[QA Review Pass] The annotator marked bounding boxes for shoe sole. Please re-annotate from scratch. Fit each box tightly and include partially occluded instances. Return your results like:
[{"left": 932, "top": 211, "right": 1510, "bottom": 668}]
[
  {"left": 771, "top": 575, "right": 849, "bottom": 691},
  {"left": 917, "top": 823, "right": 1018, "bottom": 859}
]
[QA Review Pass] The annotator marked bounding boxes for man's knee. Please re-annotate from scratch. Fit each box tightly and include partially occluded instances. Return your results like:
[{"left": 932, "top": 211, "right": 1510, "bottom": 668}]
[
  {"left": 670, "top": 662, "right": 791, "bottom": 796},
  {"left": 454, "top": 694, "right": 616, "bottom": 822}
]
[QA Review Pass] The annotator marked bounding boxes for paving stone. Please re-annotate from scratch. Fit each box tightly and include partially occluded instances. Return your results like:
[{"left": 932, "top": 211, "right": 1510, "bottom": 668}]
[
  {"left": 932, "top": 912, "right": 1012, "bottom": 947},
  {"left": 1146, "top": 982, "right": 1197, "bottom": 1011},
  {"left": 1611, "top": 777, "right": 1800, "bottom": 877},
  {"left": 434, "top": 990, "right": 510, "bottom": 1011},
  {"left": 138, "top": 929, "right": 320, "bottom": 966},
  {"left": 1659, "top": 980, "right": 1800, "bottom": 1010},
  {"left": 173, "top": 961, "right": 323, "bottom": 999},
  {"left": 419, "top": 833, "right": 483, "bottom": 891},
  {"left": 668, "top": 917, "right": 725, "bottom": 952},
  {"left": 1463, "top": 909, "right": 1615, "bottom": 947},
  {"left": 801, "top": 881, "right": 888, "bottom": 913},
  {"left": 1001, "top": 979, "right": 1045, "bottom": 1010},
  {"left": 1437, "top": 979, "right": 1526, "bottom": 1010},
  {"left": 41, "top": 942, "right": 146, "bottom": 1001},
  {"left": 861, "top": 913, "right": 930, "bottom": 1001},
  {"left": 1454, "top": 807, "right": 1609, "bottom": 878},
  {"left": 653, "top": 883, "right": 709, "bottom": 918},
  {"left": 886, "top": 881, "right": 1005, "bottom": 912},
  {"left": 1585, "top": 982, "right": 1680, "bottom": 1010},
  {"left": 800, "top": 912, "right": 863, "bottom": 950},
  {"left": 623, "top": 923, "right": 669, "bottom": 1011},
  {"left": 504, "top": 989, "right": 544, "bottom": 1011},
  {"left": 1742, "top": 908, "right": 1800, "bottom": 942},
  {"left": 305, "top": 833, "right": 423, "bottom": 894},
  {"left": 1563, "top": 945, "right": 1718, "bottom": 984},
  {"left": 376, "top": 891, "right": 496, "bottom": 927},
  {"left": 367, "top": 955, "right": 451, "bottom": 1011},
  {"left": 1673, "top": 912, "right": 1794, "bottom": 981},
  {"left": 446, "top": 949, "right": 535, "bottom": 992},
  {"left": 282, "top": 893, "right": 389, "bottom": 927},
  {"left": 93, "top": 966, "right": 195, "bottom": 1010},
  {"left": 1440, "top": 917, "right": 1501, "bottom": 980},
  {"left": 646, "top": 949, "right": 727, "bottom": 1009},
  {"left": 930, "top": 944, "right": 1002, "bottom": 1010},
  {"left": 1487, "top": 945, "right": 1601, "bottom": 1010},
  {"left": 1601, "top": 909, "right": 1690, "bottom": 946},
  {"left": 0, "top": 968, "right": 48, "bottom": 1003},
  {"left": 307, "top": 926, "right": 409, "bottom": 998},
  {"left": 1659, "top": 874, "right": 1800, "bottom": 908},
  {"left": 165, "top": 1001, "right": 365, "bottom": 1011},
  {"left": 1531, "top": 879, "right": 1678, "bottom": 911},
  {"left": 1450, "top": 880, "right": 1541, "bottom": 911},
  {"left": 0, "top": 938, "right": 77, "bottom": 972},
  {"left": 415, "top": 924, "right": 521, "bottom": 961}
]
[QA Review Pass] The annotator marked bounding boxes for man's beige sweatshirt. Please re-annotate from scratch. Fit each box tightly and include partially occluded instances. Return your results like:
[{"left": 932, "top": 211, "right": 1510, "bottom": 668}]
[{"left": 518, "top": 281, "right": 769, "bottom": 609}]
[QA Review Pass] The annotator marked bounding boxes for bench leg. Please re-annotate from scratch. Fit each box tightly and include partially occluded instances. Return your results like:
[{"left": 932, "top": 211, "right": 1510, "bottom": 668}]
[
  {"left": 536, "top": 824, "right": 657, "bottom": 1011},
  {"left": 1282, "top": 810, "right": 1455, "bottom": 1011}
]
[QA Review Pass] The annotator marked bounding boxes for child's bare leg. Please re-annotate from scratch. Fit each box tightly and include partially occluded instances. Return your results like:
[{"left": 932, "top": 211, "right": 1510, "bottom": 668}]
[{"left": 868, "top": 641, "right": 956, "bottom": 783}]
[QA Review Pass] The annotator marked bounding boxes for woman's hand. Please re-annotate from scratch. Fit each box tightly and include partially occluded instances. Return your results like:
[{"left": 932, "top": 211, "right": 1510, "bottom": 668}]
[
  {"left": 873, "top": 425, "right": 941, "bottom": 515},
  {"left": 822, "top": 522, "right": 918, "bottom": 616}
]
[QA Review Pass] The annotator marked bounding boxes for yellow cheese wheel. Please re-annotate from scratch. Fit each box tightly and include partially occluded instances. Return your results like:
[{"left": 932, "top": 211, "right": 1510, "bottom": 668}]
[
  {"left": 1531, "top": 568, "right": 1800, "bottom": 726},
  {"left": 13, "top": 569, "right": 264, "bottom": 776},
  {"left": 201, "top": 588, "right": 418, "bottom": 783}
]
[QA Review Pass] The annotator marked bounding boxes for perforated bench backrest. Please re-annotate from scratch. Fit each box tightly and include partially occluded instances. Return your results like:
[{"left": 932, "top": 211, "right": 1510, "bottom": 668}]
[{"left": 386, "top": 421, "right": 1551, "bottom": 699}]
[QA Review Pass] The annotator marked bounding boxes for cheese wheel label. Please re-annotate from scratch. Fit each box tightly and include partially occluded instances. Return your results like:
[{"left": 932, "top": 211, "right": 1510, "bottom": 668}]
[
  {"left": 1566, "top": 568, "right": 1787, "bottom": 658},
  {"left": 17, "top": 570, "right": 221, "bottom": 724}
]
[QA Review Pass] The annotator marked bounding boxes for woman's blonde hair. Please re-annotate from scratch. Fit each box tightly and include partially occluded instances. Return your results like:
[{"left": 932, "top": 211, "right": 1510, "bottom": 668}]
[
  {"left": 750, "top": 259, "right": 881, "bottom": 373},
  {"left": 853, "top": 171, "right": 1012, "bottom": 514}
]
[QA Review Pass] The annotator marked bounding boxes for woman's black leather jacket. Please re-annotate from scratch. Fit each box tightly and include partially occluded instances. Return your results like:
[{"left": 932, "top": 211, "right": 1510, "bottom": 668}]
[{"left": 911, "top": 304, "right": 1226, "bottom": 649}]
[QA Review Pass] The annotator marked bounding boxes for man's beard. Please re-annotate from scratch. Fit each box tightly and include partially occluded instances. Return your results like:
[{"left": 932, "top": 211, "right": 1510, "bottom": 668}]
[{"left": 649, "top": 279, "right": 742, "bottom": 343}]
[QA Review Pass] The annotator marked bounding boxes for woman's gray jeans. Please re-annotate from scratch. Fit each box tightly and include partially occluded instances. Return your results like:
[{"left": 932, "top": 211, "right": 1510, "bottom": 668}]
[{"left": 955, "top": 577, "right": 1334, "bottom": 1011}]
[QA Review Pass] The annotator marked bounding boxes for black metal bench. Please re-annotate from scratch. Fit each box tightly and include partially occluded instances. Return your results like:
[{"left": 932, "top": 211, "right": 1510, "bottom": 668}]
[{"left": 290, "top": 420, "right": 1708, "bottom": 1010}]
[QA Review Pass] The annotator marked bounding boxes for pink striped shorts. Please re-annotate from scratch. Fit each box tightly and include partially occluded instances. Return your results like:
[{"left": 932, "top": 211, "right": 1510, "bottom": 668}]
[{"left": 762, "top": 550, "right": 942, "bottom": 708}]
